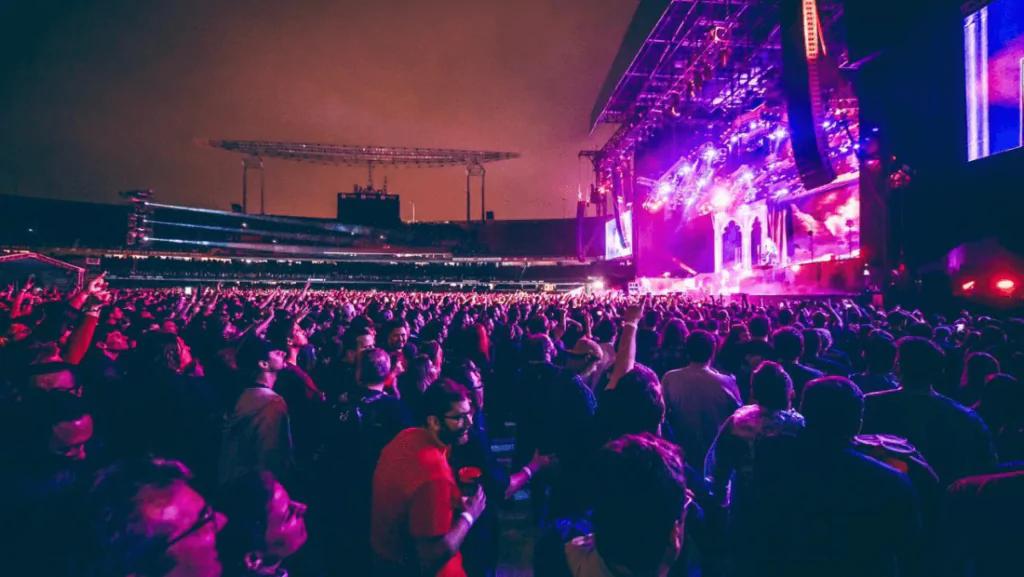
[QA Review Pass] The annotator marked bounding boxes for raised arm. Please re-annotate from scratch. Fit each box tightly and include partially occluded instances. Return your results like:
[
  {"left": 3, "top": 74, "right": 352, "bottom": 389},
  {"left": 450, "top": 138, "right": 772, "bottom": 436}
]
[{"left": 607, "top": 296, "right": 647, "bottom": 391}]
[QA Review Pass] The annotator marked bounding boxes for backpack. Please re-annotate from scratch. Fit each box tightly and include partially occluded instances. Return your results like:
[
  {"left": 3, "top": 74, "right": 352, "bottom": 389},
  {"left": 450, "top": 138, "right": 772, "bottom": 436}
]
[{"left": 317, "top": 389, "right": 387, "bottom": 482}]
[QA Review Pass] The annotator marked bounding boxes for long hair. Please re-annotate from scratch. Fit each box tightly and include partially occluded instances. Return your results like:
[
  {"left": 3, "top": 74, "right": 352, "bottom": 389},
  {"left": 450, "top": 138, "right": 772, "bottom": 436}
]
[{"left": 216, "top": 471, "right": 277, "bottom": 573}]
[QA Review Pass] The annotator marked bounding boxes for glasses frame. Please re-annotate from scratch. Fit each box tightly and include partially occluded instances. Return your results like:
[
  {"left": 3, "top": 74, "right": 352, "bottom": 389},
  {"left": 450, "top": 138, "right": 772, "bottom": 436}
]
[
  {"left": 166, "top": 504, "right": 218, "bottom": 547},
  {"left": 442, "top": 412, "right": 473, "bottom": 424}
]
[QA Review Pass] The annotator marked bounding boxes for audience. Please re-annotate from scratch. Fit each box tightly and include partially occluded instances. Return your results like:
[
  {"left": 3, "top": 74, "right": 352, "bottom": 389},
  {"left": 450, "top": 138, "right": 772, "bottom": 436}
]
[{"left": 0, "top": 282, "right": 1021, "bottom": 577}]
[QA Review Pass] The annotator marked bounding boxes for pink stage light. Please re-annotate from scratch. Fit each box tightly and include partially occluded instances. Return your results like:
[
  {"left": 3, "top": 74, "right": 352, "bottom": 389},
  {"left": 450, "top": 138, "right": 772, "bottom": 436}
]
[
  {"left": 961, "top": 280, "right": 976, "bottom": 291},
  {"left": 996, "top": 279, "right": 1016, "bottom": 292},
  {"left": 712, "top": 189, "right": 730, "bottom": 208}
]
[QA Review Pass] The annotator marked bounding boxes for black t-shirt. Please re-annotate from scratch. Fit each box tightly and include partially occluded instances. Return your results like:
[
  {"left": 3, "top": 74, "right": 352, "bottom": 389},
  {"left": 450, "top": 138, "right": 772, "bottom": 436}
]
[
  {"left": 945, "top": 469, "right": 1024, "bottom": 577},
  {"left": 863, "top": 389, "right": 997, "bottom": 483},
  {"left": 314, "top": 386, "right": 413, "bottom": 570},
  {"left": 745, "top": 434, "right": 923, "bottom": 577},
  {"left": 325, "top": 387, "right": 413, "bottom": 480}
]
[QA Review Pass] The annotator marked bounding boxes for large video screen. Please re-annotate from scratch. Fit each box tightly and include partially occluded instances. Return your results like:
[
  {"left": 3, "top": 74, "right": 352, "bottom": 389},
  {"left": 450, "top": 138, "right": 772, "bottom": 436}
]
[
  {"left": 789, "top": 180, "right": 860, "bottom": 265},
  {"left": 965, "top": 0, "right": 1024, "bottom": 161},
  {"left": 605, "top": 210, "right": 633, "bottom": 260}
]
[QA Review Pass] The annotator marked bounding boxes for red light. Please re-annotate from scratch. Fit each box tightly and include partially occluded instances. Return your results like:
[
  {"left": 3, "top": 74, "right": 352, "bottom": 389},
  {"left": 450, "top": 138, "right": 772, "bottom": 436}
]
[
  {"left": 996, "top": 279, "right": 1015, "bottom": 292},
  {"left": 961, "top": 280, "right": 976, "bottom": 291}
]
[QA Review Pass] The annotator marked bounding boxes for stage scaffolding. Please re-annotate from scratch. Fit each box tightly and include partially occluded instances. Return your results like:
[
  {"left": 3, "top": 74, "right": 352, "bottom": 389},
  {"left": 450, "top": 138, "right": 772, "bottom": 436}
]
[{"left": 199, "top": 140, "right": 520, "bottom": 223}]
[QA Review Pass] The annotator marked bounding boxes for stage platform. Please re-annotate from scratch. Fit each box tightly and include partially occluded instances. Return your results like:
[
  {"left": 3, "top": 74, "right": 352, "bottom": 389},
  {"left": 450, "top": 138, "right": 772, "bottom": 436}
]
[{"left": 635, "top": 256, "right": 867, "bottom": 300}]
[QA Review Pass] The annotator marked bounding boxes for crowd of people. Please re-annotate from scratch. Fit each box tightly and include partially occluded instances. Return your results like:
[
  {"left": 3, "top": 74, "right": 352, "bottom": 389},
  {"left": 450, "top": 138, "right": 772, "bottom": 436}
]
[{"left": 0, "top": 276, "right": 1022, "bottom": 577}]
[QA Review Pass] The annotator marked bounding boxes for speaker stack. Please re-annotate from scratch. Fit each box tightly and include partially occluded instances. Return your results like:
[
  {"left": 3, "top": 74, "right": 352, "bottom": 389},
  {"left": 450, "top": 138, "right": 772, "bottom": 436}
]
[{"left": 781, "top": 0, "right": 836, "bottom": 191}]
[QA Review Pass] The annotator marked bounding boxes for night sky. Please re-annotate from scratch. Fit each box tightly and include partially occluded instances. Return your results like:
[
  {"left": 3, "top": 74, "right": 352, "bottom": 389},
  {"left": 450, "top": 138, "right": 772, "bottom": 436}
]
[{"left": 0, "top": 0, "right": 634, "bottom": 222}]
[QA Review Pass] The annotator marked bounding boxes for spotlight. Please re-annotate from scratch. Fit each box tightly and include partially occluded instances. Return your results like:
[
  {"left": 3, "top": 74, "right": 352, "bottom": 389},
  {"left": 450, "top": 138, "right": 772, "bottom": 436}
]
[
  {"left": 658, "top": 182, "right": 673, "bottom": 196},
  {"left": 712, "top": 188, "right": 730, "bottom": 208},
  {"left": 996, "top": 279, "right": 1015, "bottom": 293},
  {"left": 961, "top": 280, "right": 976, "bottom": 291},
  {"left": 703, "top": 148, "right": 718, "bottom": 162},
  {"left": 772, "top": 127, "right": 787, "bottom": 140}
]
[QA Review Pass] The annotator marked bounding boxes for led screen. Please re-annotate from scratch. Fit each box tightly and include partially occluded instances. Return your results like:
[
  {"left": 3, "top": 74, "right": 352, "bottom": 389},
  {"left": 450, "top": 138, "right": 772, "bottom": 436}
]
[
  {"left": 789, "top": 180, "right": 860, "bottom": 265},
  {"left": 605, "top": 210, "right": 633, "bottom": 260},
  {"left": 965, "top": 0, "right": 1024, "bottom": 160}
]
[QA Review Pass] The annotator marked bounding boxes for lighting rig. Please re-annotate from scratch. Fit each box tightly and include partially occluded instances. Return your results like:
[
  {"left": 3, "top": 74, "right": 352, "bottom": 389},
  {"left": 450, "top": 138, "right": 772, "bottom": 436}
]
[{"left": 590, "top": 0, "right": 848, "bottom": 197}]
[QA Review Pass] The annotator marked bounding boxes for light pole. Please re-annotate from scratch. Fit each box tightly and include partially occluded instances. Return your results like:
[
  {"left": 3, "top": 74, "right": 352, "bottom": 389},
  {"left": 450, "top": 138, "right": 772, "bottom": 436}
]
[{"left": 408, "top": 201, "right": 416, "bottom": 223}]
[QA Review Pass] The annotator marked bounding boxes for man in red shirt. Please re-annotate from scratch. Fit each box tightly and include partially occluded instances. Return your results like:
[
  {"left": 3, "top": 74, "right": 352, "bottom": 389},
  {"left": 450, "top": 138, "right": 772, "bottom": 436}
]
[{"left": 371, "top": 379, "right": 486, "bottom": 577}]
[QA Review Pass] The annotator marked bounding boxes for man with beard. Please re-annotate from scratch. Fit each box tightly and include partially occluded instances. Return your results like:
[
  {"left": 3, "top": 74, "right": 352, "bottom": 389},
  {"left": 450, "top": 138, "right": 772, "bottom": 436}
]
[{"left": 370, "top": 379, "right": 487, "bottom": 577}]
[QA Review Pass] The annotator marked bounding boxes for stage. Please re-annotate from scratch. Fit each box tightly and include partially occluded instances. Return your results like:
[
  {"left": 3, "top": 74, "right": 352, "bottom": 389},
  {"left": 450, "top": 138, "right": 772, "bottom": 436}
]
[{"left": 633, "top": 254, "right": 867, "bottom": 299}]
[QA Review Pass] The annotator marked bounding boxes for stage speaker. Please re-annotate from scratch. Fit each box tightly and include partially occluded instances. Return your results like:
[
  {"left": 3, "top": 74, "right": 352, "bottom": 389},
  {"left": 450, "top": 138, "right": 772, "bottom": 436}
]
[{"left": 781, "top": 0, "right": 836, "bottom": 190}]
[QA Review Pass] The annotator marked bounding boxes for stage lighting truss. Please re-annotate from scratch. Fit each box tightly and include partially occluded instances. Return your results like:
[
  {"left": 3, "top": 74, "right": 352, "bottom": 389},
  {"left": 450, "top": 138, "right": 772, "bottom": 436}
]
[{"left": 594, "top": 0, "right": 846, "bottom": 160}]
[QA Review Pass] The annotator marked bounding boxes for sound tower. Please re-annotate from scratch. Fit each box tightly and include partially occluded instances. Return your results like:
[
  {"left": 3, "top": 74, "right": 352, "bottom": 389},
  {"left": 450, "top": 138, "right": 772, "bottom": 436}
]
[{"left": 781, "top": 0, "right": 836, "bottom": 190}]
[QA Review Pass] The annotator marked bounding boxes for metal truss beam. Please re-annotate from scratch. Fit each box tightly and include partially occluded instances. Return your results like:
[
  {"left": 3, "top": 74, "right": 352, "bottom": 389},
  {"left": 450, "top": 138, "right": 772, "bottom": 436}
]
[
  {"left": 200, "top": 140, "right": 519, "bottom": 221},
  {"left": 201, "top": 140, "right": 519, "bottom": 167}
]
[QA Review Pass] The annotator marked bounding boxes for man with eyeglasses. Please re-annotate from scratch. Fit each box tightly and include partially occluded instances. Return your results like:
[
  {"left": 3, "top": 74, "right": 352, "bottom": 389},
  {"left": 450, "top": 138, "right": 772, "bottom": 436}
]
[
  {"left": 371, "top": 379, "right": 487, "bottom": 577},
  {"left": 78, "top": 458, "right": 227, "bottom": 577}
]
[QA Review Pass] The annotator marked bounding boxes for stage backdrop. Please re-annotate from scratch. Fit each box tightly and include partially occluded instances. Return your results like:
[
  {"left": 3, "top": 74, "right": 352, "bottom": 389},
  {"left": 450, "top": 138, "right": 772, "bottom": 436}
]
[
  {"left": 788, "top": 178, "right": 861, "bottom": 264},
  {"left": 635, "top": 207, "right": 715, "bottom": 278}
]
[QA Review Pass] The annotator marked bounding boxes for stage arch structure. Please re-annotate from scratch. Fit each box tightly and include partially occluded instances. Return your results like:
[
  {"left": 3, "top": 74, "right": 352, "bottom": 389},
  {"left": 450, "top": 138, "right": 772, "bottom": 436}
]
[{"left": 712, "top": 202, "right": 771, "bottom": 274}]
